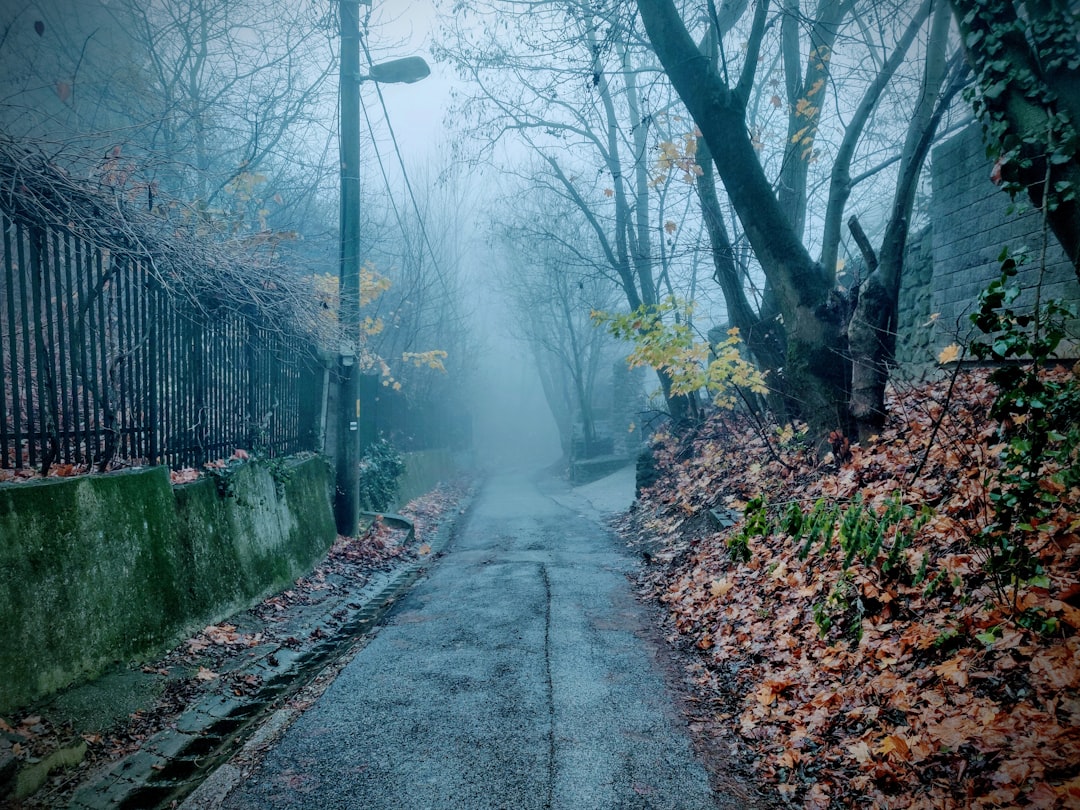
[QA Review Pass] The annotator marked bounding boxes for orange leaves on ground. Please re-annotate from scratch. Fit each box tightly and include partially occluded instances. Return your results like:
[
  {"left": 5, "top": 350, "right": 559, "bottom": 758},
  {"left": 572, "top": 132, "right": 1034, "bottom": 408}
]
[
  {"left": 622, "top": 368, "right": 1080, "bottom": 808},
  {"left": 876, "top": 733, "right": 912, "bottom": 762},
  {"left": 170, "top": 467, "right": 200, "bottom": 484},
  {"left": 1029, "top": 639, "right": 1080, "bottom": 690},
  {"left": 709, "top": 577, "right": 733, "bottom": 598},
  {"left": 186, "top": 624, "right": 260, "bottom": 655},
  {"left": 932, "top": 655, "right": 969, "bottom": 687},
  {"left": 754, "top": 678, "right": 794, "bottom": 706}
]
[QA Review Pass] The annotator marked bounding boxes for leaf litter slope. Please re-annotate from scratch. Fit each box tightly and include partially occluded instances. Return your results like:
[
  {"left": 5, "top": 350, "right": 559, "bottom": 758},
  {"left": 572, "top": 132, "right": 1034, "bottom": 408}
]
[{"left": 619, "top": 368, "right": 1079, "bottom": 809}]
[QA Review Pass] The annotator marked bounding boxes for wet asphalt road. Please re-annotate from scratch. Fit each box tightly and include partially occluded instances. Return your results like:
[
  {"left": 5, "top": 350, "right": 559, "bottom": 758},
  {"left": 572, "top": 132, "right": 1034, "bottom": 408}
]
[{"left": 218, "top": 470, "right": 720, "bottom": 809}]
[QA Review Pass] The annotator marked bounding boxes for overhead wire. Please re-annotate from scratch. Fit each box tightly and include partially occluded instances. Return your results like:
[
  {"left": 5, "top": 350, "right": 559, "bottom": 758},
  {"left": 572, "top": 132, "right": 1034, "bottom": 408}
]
[
  {"left": 356, "top": 90, "right": 411, "bottom": 260},
  {"left": 358, "top": 35, "right": 452, "bottom": 297}
]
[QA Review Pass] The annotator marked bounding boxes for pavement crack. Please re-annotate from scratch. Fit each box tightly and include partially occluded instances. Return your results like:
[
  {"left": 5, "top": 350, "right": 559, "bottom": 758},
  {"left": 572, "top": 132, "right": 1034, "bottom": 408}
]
[{"left": 540, "top": 562, "right": 555, "bottom": 810}]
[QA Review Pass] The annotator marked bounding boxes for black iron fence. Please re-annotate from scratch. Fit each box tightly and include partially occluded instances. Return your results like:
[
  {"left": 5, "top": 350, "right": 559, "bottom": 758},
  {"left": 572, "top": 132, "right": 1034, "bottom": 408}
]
[{"left": 1, "top": 211, "right": 321, "bottom": 474}]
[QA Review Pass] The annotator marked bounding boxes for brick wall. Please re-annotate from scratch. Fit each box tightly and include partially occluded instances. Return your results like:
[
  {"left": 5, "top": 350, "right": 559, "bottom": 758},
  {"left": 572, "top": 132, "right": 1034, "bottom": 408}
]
[
  {"left": 895, "top": 226, "right": 934, "bottom": 372},
  {"left": 898, "top": 122, "right": 1079, "bottom": 372}
]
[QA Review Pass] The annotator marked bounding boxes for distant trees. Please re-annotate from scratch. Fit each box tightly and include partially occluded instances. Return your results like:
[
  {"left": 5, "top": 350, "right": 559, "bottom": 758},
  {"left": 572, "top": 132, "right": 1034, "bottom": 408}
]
[
  {"left": 435, "top": 0, "right": 700, "bottom": 425},
  {"left": 435, "top": 0, "right": 973, "bottom": 447},
  {"left": 1, "top": 0, "right": 473, "bottom": 452},
  {"left": 0, "top": 0, "right": 338, "bottom": 244},
  {"left": 362, "top": 163, "right": 477, "bottom": 431},
  {"left": 493, "top": 176, "right": 622, "bottom": 458}
]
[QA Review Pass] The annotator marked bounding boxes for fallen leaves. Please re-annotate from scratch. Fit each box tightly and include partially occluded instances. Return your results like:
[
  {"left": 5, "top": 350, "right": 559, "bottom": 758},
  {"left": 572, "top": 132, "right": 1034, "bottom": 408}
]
[
  {"left": 931, "top": 655, "right": 969, "bottom": 687},
  {"left": 169, "top": 467, "right": 200, "bottom": 484},
  {"left": 623, "top": 368, "right": 1080, "bottom": 808},
  {"left": 709, "top": 577, "right": 733, "bottom": 598},
  {"left": 185, "top": 623, "right": 260, "bottom": 655}
]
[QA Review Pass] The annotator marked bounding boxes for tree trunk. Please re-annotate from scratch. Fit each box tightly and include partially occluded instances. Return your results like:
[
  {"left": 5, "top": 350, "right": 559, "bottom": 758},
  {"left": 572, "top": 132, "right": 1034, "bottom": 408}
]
[
  {"left": 777, "top": 0, "right": 846, "bottom": 242},
  {"left": 849, "top": 1, "right": 958, "bottom": 440},
  {"left": 533, "top": 348, "right": 574, "bottom": 460},
  {"left": 696, "top": 138, "right": 789, "bottom": 418},
  {"left": 819, "top": 0, "right": 932, "bottom": 277},
  {"left": 636, "top": 0, "right": 853, "bottom": 445}
]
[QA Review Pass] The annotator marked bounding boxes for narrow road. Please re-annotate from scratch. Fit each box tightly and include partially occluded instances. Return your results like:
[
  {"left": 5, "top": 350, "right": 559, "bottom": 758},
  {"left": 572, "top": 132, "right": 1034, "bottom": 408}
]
[{"left": 218, "top": 470, "right": 720, "bottom": 809}]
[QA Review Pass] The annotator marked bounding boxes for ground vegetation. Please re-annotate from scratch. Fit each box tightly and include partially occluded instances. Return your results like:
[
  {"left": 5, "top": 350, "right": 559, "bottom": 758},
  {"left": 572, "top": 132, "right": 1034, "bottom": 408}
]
[{"left": 621, "top": 354, "right": 1079, "bottom": 805}]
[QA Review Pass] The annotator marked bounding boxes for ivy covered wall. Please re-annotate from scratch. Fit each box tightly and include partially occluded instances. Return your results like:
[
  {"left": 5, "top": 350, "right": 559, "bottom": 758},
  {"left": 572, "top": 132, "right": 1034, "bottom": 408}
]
[{"left": 897, "top": 122, "right": 1080, "bottom": 373}]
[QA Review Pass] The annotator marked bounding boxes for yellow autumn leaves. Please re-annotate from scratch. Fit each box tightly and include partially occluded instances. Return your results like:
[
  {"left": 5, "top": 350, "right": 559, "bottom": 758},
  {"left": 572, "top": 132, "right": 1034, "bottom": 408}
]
[
  {"left": 311, "top": 264, "right": 447, "bottom": 392},
  {"left": 402, "top": 350, "right": 448, "bottom": 373},
  {"left": 651, "top": 129, "right": 705, "bottom": 188},
  {"left": 592, "top": 297, "right": 769, "bottom": 409},
  {"left": 312, "top": 263, "right": 393, "bottom": 327},
  {"left": 937, "top": 343, "right": 961, "bottom": 364}
]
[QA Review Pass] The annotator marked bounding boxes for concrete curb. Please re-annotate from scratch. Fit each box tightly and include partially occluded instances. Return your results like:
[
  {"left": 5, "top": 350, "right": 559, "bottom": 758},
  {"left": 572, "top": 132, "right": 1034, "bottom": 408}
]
[
  {"left": 64, "top": 492, "right": 473, "bottom": 810},
  {"left": 359, "top": 510, "right": 417, "bottom": 544}
]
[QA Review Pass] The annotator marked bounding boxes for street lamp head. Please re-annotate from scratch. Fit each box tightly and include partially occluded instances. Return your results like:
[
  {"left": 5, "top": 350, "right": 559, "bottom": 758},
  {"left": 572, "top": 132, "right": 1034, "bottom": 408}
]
[{"left": 356, "top": 56, "right": 431, "bottom": 85}]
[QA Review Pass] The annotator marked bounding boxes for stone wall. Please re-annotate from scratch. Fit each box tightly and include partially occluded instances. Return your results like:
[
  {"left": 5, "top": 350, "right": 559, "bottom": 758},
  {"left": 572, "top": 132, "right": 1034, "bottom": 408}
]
[
  {"left": 0, "top": 456, "right": 336, "bottom": 714},
  {"left": 899, "top": 123, "right": 1079, "bottom": 372},
  {"left": 894, "top": 226, "right": 935, "bottom": 372},
  {"left": 393, "top": 449, "right": 461, "bottom": 509}
]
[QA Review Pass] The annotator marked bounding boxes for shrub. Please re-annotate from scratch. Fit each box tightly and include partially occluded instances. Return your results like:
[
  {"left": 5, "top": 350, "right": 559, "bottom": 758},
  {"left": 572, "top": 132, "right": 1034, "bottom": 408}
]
[{"left": 357, "top": 438, "right": 405, "bottom": 512}]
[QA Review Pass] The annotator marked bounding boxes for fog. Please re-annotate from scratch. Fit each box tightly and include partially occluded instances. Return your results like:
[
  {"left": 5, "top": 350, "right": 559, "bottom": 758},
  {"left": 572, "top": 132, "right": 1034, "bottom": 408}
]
[
  {"left": 470, "top": 326, "right": 564, "bottom": 472},
  {"left": 373, "top": 2, "right": 565, "bottom": 469},
  {"left": 0, "top": 0, "right": 981, "bottom": 472}
]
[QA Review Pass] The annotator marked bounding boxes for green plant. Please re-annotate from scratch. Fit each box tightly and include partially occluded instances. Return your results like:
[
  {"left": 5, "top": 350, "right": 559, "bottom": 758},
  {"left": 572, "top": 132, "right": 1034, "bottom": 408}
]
[
  {"left": 357, "top": 437, "right": 405, "bottom": 512},
  {"left": 974, "top": 625, "right": 1002, "bottom": 647},
  {"left": 792, "top": 498, "right": 839, "bottom": 559},
  {"left": 264, "top": 456, "right": 294, "bottom": 497},
  {"left": 203, "top": 451, "right": 294, "bottom": 499},
  {"left": 968, "top": 249, "right": 1080, "bottom": 602},
  {"left": 730, "top": 495, "right": 768, "bottom": 563},
  {"left": 204, "top": 453, "right": 250, "bottom": 498},
  {"left": 812, "top": 572, "right": 864, "bottom": 642},
  {"left": 922, "top": 569, "right": 948, "bottom": 598},
  {"left": 752, "top": 491, "right": 932, "bottom": 641},
  {"left": 956, "top": 0, "right": 1080, "bottom": 222},
  {"left": 1015, "top": 607, "right": 1060, "bottom": 637},
  {"left": 782, "top": 491, "right": 931, "bottom": 580}
]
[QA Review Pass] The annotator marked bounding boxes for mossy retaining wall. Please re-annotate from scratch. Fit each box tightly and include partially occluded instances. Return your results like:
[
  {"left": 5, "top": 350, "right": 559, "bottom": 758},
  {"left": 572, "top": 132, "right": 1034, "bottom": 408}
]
[
  {"left": 0, "top": 456, "right": 335, "bottom": 714},
  {"left": 393, "top": 449, "right": 459, "bottom": 509}
]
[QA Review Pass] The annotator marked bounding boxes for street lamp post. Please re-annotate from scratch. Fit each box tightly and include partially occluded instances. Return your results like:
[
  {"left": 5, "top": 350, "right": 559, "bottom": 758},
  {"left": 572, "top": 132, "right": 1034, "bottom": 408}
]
[{"left": 335, "top": 0, "right": 429, "bottom": 536}]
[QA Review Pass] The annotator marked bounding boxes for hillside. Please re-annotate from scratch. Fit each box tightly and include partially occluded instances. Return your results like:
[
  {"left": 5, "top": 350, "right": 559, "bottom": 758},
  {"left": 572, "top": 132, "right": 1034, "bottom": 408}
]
[{"left": 620, "top": 367, "right": 1080, "bottom": 808}]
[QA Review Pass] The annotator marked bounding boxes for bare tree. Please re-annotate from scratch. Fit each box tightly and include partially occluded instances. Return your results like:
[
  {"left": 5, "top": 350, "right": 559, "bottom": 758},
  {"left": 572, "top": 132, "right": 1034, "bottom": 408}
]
[
  {"left": 635, "top": 0, "right": 966, "bottom": 443},
  {"left": 363, "top": 162, "right": 476, "bottom": 408},
  {"left": 493, "top": 177, "right": 621, "bottom": 458},
  {"left": 0, "top": 0, "right": 339, "bottom": 240},
  {"left": 435, "top": 0, "right": 698, "bottom": 424}
]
